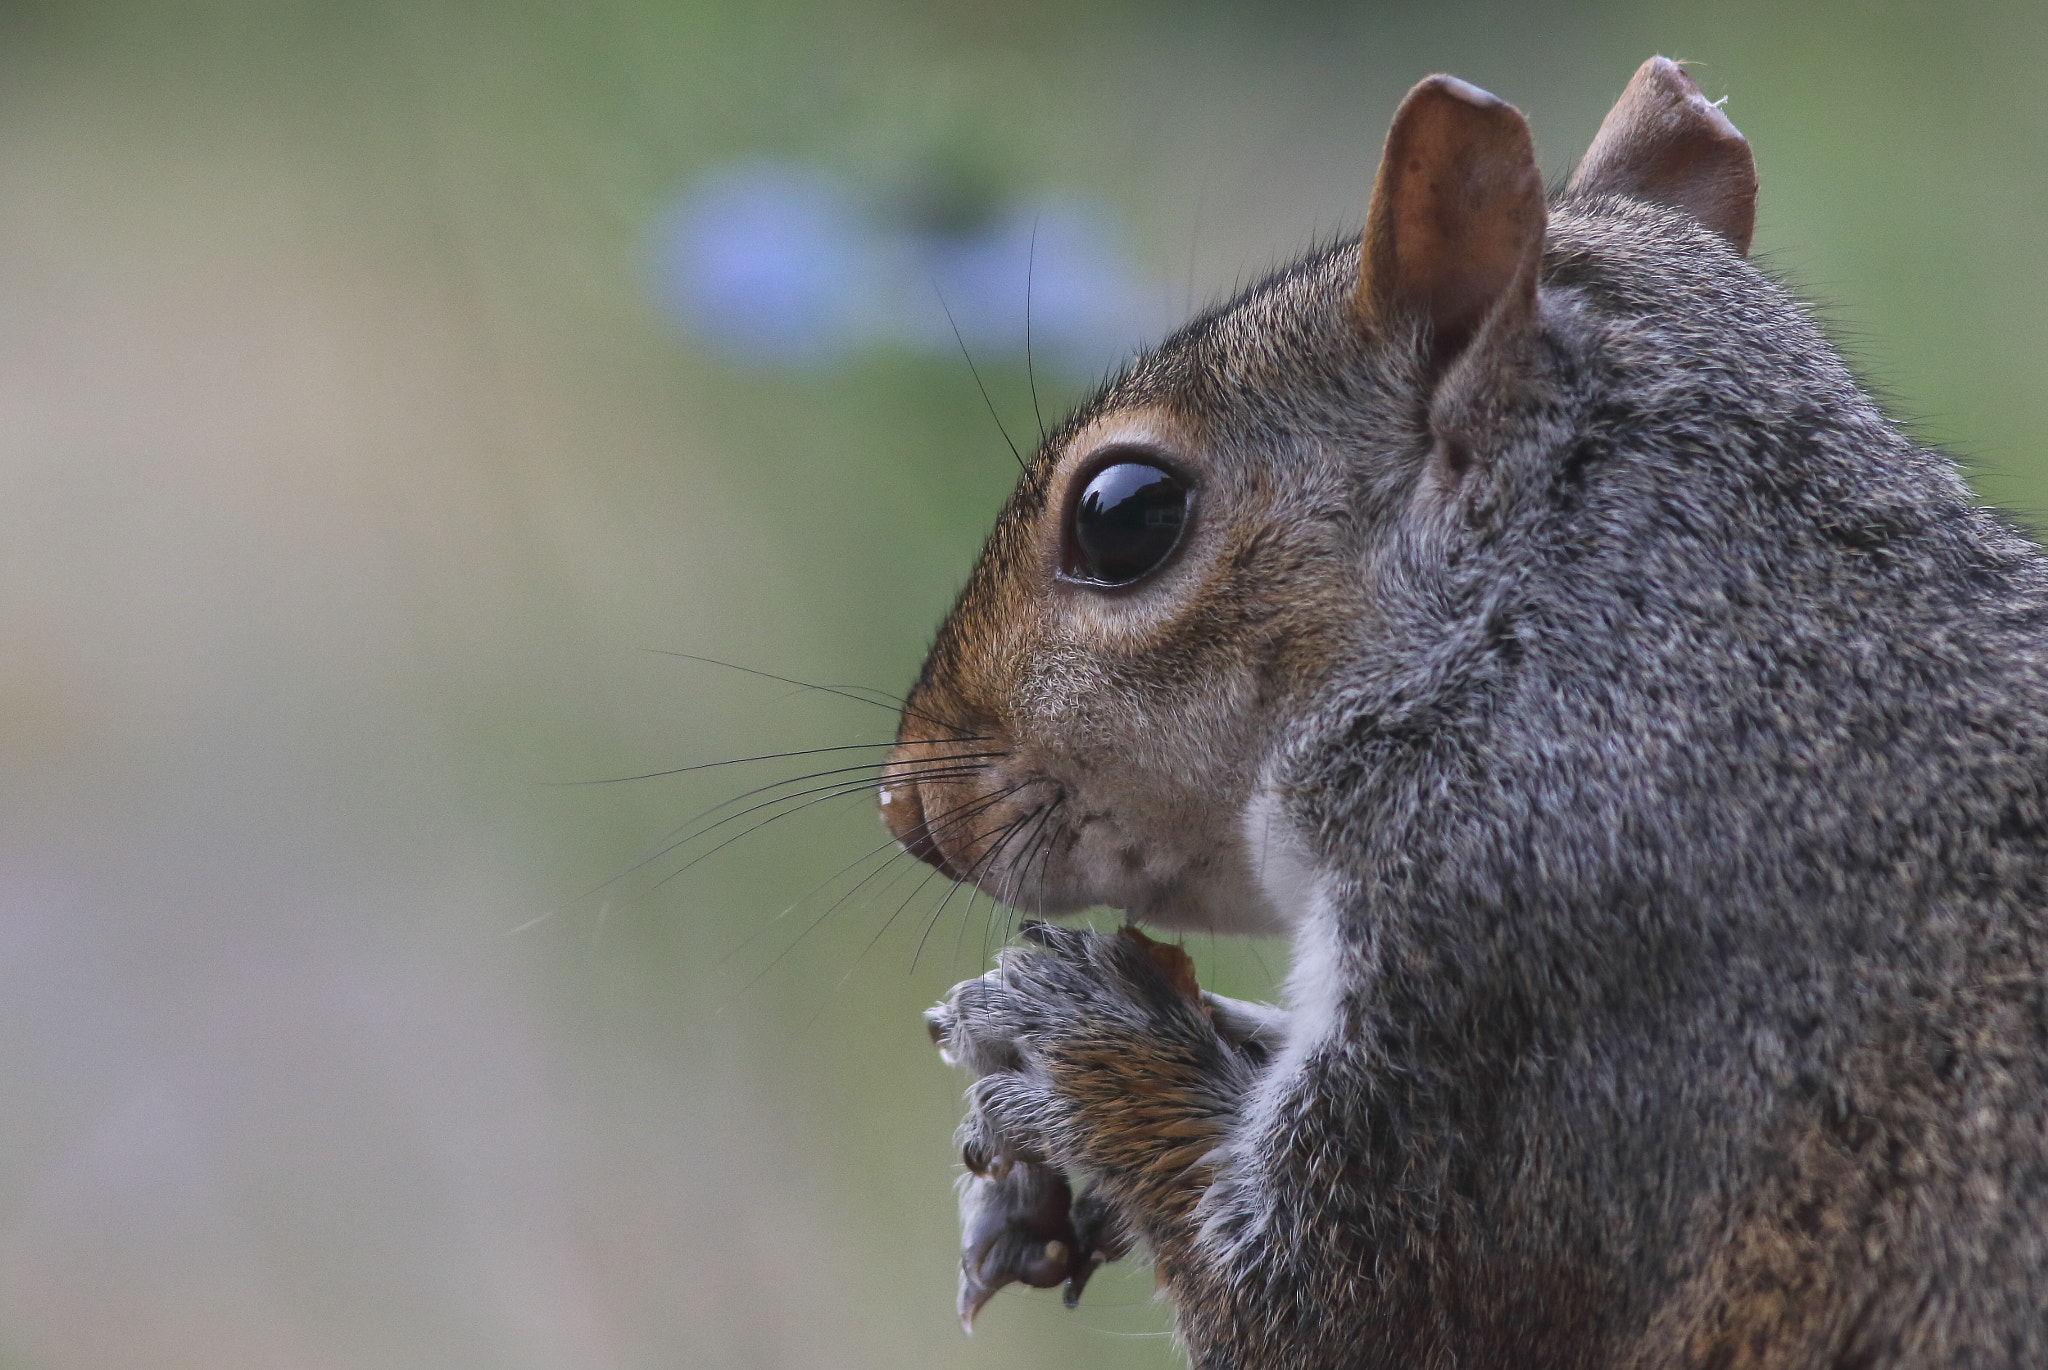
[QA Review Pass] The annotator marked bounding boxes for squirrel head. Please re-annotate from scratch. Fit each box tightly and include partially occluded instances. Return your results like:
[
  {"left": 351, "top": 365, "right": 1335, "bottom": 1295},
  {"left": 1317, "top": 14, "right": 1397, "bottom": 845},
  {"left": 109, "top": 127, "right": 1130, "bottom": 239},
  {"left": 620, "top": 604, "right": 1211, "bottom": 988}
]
[{"left": 879, "top": 59, "right": 1758, "bottom": 934}]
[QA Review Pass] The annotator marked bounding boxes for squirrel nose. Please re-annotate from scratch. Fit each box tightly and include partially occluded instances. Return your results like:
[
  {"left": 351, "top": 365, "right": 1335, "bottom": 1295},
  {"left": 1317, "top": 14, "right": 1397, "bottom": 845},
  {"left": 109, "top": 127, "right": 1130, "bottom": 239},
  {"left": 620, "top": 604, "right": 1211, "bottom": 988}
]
[{"left": 879, "top": 775, "right": 963, "bottom": 878}]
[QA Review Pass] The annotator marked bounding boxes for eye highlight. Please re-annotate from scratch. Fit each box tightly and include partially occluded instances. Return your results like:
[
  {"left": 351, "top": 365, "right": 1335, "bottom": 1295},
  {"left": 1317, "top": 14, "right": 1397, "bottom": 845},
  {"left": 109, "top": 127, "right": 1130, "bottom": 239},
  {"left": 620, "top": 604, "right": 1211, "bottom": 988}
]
[{"left": 1061, "top": 455, "right": 1191, "bottom": 587}]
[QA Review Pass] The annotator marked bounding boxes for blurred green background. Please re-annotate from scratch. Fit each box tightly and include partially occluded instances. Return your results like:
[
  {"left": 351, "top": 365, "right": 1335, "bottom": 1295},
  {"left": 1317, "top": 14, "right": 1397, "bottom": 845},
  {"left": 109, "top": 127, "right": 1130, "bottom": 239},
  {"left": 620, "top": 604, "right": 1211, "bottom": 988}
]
[{"left": 1, "top": 1, "right": 2044, "bottom": 1366}]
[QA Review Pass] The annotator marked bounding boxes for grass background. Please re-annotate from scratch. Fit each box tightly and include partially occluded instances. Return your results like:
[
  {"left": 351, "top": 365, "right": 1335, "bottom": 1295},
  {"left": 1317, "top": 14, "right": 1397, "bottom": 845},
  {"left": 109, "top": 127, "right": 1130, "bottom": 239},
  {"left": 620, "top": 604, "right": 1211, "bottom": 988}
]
[{"left": 0, "top": 1, "right": 2044, "bottom": 1366}]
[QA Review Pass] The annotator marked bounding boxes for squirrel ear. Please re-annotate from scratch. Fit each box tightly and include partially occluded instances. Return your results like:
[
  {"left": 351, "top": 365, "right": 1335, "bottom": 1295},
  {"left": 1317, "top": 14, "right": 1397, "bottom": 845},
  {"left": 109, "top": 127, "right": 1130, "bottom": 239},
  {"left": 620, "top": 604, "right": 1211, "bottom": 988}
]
[
  {"left": 1354, "top": 76, "right": 1546, "bottom": 375},
  {"left": 1567, "top": 57, "right": 1757, "bottom": 254}
]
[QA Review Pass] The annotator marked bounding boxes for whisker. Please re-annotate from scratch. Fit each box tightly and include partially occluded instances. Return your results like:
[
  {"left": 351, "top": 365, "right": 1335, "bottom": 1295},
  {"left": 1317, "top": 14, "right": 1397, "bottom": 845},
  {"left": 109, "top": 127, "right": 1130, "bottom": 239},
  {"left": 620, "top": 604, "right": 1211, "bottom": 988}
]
[
  {"left": 715, "top": 768, "right": 1031, "bottom": 969},
  {"left": 1001, "top": 797, "right": 1064, "bottom": 953},
  {"left": 801, "top": 777, "right": 1041, "bottom": 961},
  {"left": 718, "top": 827, "right": 921, "bottom": 967},
  {"left": 935, "top": 288, "right": 1026, "bottom": 472},
  {"left": 539, "top": 759, "right": 996, "bottom": 921},
  {"left": 828, "top": 781, "right": 1032, "bottom": 930},
  {"left": 915, "top": 809, "right": 1019, "bottom": 971},
  {"left": 835, "top": 806, "right": 1031, "bottom": 1008},
  {"left": 730, "top": 782, "right": 1031, "bottom": 999},
  {"left": 885, "top": 797, "right": 1029, "bottom": 977},
  {"left": 663, "top": 752, "right": 1004, "bottom": 841},
  {"left": 1025, "top": 214, "right": 1046, "bottom": 444},
  {"left": 801, "top": 803, "right": 1039, "bottom": 1031},
  {"left": 554, "top": 737, "right": 997, "bottom": 787},
  {"left": 989, "top": 793, "right": 1064, "bottom": 966},
  {"left": 642, "top": 767, "right": 996, "bottom": 896},
  {"left": 917, "top": 801, "right": 1040, "bottom": 972},
  {"left": 951, "top": 793, "right": 1056, "bottom": 970},
  {"left": 634, "top": 782, "right": 886, "bottom": 893},
  {"left": 579, "top": 753, "right": 1001, "bottom": 893},
  {"left": 645, "top": 650, "right": 977, "bottom": 738},
  {"left": 1245, "top": 937, "right": 1275, "bottom": 987}
]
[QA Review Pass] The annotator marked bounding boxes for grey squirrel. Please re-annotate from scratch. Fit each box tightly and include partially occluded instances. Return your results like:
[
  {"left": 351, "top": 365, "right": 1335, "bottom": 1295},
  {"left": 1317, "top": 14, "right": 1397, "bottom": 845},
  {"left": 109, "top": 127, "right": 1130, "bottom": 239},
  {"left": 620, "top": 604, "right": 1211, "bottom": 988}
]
[{"left": 881, "top": 58, "right": 2048, "bottom": 1367}]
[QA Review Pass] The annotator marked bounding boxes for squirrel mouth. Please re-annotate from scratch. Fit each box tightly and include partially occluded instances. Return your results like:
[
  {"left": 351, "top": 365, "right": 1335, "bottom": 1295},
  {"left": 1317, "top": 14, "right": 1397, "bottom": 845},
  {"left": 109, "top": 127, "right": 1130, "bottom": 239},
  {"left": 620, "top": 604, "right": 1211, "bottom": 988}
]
[{"left": 878, "top": 777, "right": 970, "bottom": 880}]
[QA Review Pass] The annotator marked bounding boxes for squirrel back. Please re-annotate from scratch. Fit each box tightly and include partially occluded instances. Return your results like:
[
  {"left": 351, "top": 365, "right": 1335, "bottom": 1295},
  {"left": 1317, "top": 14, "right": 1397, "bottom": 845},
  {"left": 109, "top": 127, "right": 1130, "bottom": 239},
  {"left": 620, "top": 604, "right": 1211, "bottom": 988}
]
[{"left": 893, "top": 59, "right": 2048, "bottom": 1366}]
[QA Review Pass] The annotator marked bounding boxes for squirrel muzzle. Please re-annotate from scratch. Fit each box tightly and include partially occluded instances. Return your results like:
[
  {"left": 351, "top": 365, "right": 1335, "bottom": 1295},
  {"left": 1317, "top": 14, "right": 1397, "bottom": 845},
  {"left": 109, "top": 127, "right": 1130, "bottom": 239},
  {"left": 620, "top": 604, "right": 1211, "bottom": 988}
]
[{"left": 878, "top": 760, "right": 966, "bottom": 879}]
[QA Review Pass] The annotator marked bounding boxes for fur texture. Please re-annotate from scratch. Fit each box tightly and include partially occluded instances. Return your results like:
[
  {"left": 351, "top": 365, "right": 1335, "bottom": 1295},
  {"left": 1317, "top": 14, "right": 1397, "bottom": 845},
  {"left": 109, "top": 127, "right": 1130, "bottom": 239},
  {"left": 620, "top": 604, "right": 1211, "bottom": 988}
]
[{"left": 893, "top": 63, "right": 2048, "bottom": 1367}]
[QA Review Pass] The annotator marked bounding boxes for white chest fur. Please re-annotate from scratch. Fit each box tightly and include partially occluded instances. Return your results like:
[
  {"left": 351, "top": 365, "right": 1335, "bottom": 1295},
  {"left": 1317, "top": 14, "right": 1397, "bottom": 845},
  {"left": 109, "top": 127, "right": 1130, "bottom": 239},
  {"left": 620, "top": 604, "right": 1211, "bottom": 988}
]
[{"left": 1194, "top": 789, "right": 1353, "bottom": 1250}]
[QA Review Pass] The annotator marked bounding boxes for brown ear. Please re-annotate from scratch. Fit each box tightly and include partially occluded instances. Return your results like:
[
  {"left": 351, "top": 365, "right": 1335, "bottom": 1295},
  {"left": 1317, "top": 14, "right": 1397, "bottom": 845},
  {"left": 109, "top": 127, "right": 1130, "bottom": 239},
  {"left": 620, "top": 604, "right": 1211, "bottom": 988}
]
[
  {"left": 1567, "top": 57, "right": 1757, "bottom": 254},
  {"left": 1355, "top": 76, "right": 1547, "bottom": 375}
]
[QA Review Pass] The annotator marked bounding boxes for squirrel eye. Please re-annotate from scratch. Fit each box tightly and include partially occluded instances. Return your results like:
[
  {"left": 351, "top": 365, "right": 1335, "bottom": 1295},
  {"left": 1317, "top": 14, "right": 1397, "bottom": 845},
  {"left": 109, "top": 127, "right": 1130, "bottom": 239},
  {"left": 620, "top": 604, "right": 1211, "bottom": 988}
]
[{"left": 1063, "top": 459, "right": 1190, "bottom": 586}]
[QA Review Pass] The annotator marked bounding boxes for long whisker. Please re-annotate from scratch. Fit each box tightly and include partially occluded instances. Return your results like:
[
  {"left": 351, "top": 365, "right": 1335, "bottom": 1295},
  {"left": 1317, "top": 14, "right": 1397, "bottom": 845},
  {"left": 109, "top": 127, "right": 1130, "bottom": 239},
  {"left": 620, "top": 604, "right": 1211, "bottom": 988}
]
[
  {"left": 800, "top": 803, "right": 1040, "bottom": 1032},
  {"left": 730, "top": 782, "right": 1031, "bottom": 998},
  {"left": 663, "top": 752, "right": 1004, "bottom": 840},
  {"left": 516, "top": 783, "right": 899, "bottom": 935},
  {"left": 916, "top": 815, "right": 1013, "bottom": 971},
  {"left": 1024, "top": 795, "right": 1067, "bottom": 940},
  {"left": 799, "top": 787, "right": 1019, "bottom": 964},
  {"left": 841, "top": 806, "right": 1032, "bottom": 1000},
  {"left": 716, "top": 768, "right": 1033, "bottom": 969},
  {"left": 988, "top": 793, "right": 1064, "bottom": 966},
  {"left": 885, "top": 796, "right": 1031, "bottom": 976},
  {"left": 537, "top": 755, "right": 998, "bottom": 921},
  {"left": 935, "top": 288, "right": 1026, "bottom": 472},
  {"left": 555, "top": 738, "right": 996, "bottom": 786},
  {"left": 645, "top": 650, "right": 976, "bottom": 738},
  {"left": 1025, "top": 215, "right": 1046, "bottom": 444},
  {"left": 919, "top": 800, "right": 1041, "bottom": 972},
  {"left": 643, "top": 767, "right": 997, "bottom": 896},
  {"left": 973, "top": 795, "right": 1061, "bottom": 969},
  {"left": 939, "top": 798, "right": 1044, "bottom": 969},
  {"left": 1002, "top": 797, "right": 1060, "bottom": 913},
  {"left": 590, "top": 752, "right": 1002, "bottom": 889},
  {"left": 806, "top": 781, "right": 1033, "bottom": 942},
  {"left": 718, "top": 825, "right": 923, "bottom": 967}
]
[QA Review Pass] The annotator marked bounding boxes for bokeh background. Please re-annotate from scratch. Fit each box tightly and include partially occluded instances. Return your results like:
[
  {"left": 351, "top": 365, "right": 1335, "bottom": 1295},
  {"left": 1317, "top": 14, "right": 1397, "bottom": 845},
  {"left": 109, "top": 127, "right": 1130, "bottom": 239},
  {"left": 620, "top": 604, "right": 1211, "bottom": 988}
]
[{"left": 2, "top": 1, "right": 2046, "bottom": 1366}]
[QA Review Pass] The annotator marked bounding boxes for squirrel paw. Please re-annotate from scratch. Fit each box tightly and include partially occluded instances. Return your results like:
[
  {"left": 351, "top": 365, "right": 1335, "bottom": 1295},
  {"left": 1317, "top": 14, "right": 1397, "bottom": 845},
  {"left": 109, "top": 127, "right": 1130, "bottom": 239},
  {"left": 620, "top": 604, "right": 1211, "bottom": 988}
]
[{"left": 928, "top": 922, "right": 1252, "bottom": 1271}]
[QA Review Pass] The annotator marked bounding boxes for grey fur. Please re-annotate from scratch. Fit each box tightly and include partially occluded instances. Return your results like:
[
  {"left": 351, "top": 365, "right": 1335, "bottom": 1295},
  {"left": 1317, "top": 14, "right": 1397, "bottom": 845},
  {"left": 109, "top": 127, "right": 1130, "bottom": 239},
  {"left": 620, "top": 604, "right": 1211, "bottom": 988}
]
[{"left": 907, "top": 97, "right": 2048, "bottom": 1368}]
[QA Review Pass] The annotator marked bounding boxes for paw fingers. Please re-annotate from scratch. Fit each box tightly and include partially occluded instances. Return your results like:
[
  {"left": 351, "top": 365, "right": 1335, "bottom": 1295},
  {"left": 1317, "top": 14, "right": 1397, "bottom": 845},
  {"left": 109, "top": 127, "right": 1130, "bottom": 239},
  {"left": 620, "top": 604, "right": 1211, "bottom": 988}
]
[
  {"left": 927, "top": 975, "right": 1025, "bottom": 1076},
  {"left": 957, "top": 1093, "right": 1047, "bottom": 1171},
  {"left": 968, "top": 1070, "right": 1061, "bottom": 1155}
]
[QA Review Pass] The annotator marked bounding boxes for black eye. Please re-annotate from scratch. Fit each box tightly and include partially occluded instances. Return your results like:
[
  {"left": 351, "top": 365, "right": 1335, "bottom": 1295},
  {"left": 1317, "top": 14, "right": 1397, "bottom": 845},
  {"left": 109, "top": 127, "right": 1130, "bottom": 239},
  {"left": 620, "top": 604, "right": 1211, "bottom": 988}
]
[{"left": 1063, "top": 457, "right": 1191, "bottom": 586}]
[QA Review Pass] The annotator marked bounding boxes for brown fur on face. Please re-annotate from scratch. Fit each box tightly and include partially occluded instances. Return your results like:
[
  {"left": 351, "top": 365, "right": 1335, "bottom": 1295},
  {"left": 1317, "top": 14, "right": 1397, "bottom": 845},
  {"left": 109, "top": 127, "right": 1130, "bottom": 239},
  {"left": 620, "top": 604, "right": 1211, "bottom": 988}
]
[{"left": 880, "top": 359, "right": 1386, "bottom": 932}]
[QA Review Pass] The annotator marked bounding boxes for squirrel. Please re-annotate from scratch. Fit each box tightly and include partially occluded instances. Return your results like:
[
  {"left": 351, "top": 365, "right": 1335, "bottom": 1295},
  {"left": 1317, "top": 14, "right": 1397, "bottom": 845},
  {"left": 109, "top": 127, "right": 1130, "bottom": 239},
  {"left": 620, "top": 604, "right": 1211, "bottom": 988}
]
[{"left": 879, "top": 57, "right": 2048, "bottom": 1368}]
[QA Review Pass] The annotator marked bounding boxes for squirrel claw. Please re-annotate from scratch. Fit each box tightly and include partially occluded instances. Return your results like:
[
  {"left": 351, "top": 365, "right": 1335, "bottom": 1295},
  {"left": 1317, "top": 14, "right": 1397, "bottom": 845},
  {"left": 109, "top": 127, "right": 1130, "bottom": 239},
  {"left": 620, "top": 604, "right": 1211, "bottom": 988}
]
[
  {"left": 1061, "top": 1181, "right": 1130, "bottom": 1307},
  {"left": 956, "top": 1161, "right": 1132, "bottom": 1328},
  {"left": 957, "top": 1161, "right": 1083, "bottom": 1329}
]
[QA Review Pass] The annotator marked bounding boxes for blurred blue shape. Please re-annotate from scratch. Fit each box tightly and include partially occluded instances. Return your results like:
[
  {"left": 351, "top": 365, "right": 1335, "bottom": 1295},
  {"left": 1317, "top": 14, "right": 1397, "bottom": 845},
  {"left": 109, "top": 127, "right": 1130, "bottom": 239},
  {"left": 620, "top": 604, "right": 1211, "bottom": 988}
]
[
  {"left": 658, "top": 161, "right": 885, "bottom": 363},
  {"left": 913, "top": 198, "right": 1164, "bottom": 375},
  {"left": 658, "top": 158, "right": 1167, "bottom": 374}
]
